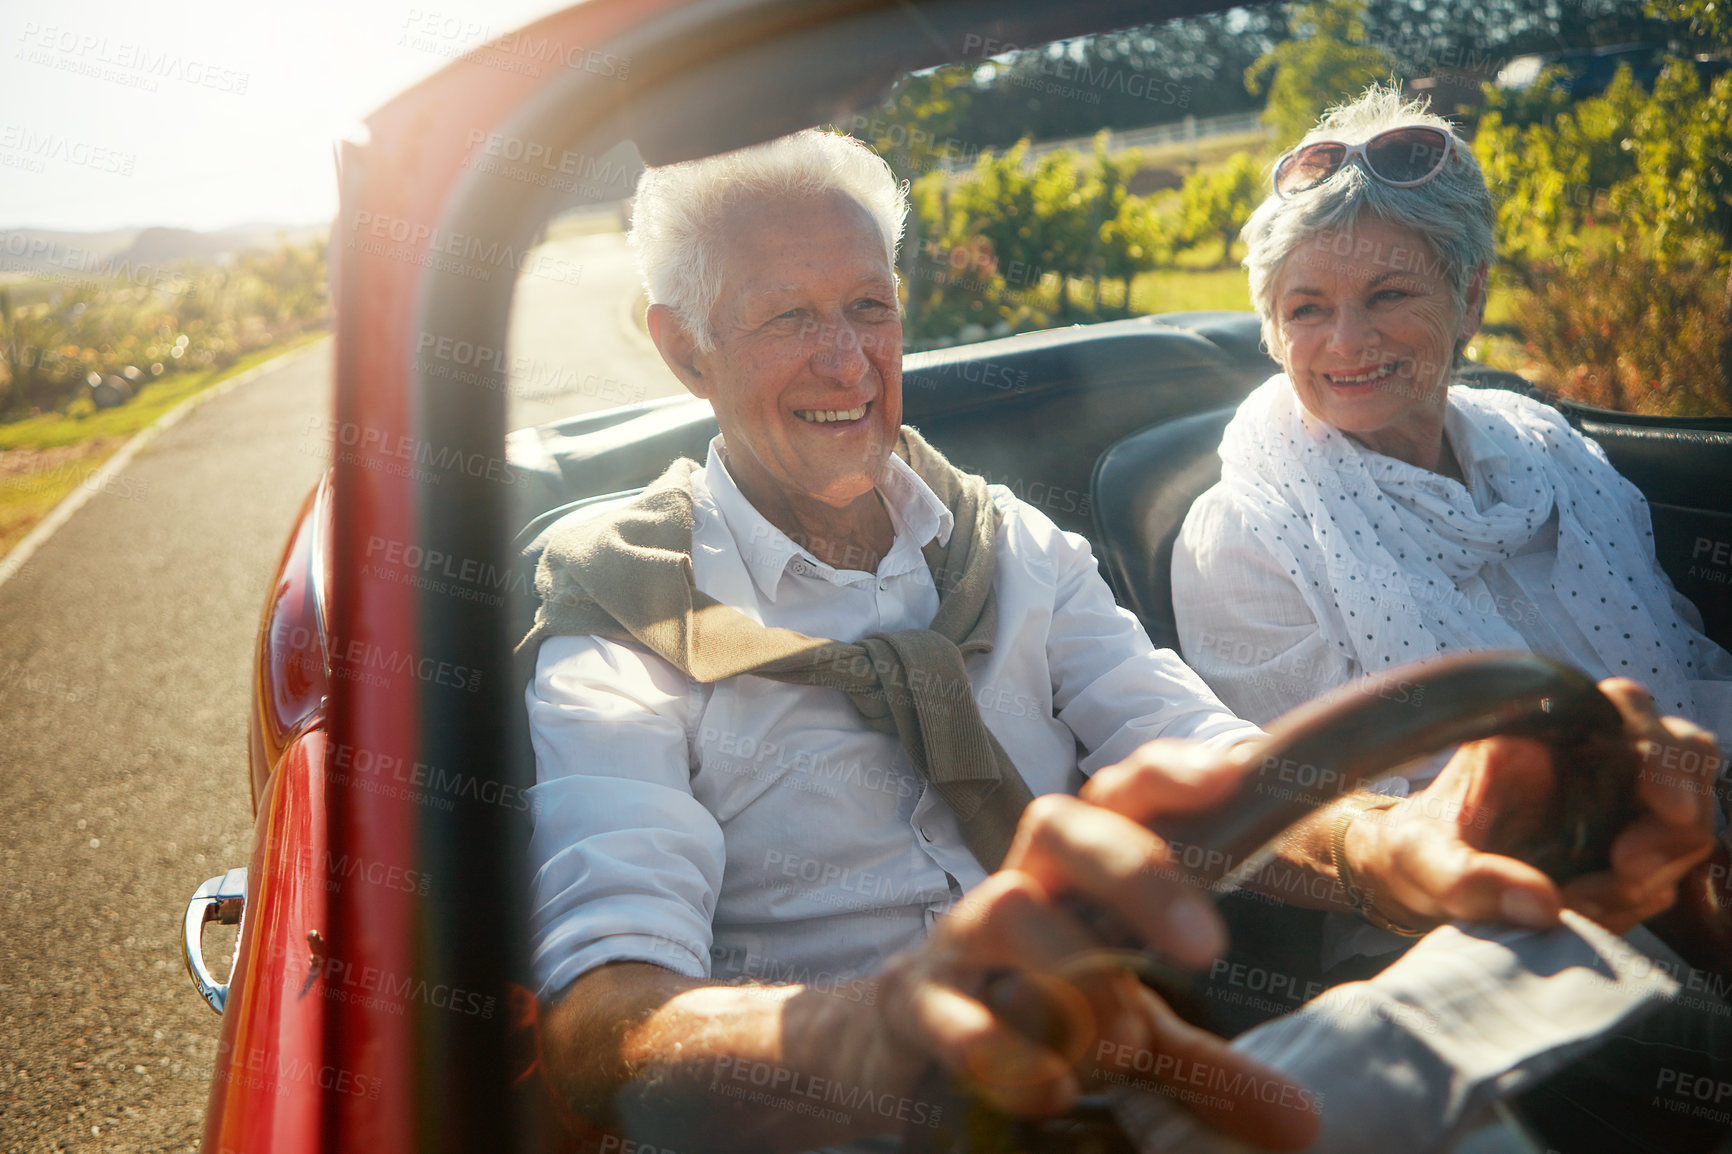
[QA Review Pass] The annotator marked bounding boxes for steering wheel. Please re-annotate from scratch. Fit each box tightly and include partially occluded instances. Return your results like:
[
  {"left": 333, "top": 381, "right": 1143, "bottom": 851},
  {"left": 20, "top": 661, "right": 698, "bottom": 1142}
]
[
  {"left": 911, "top": 651, "right": 1642, "bottom": 1153},
  {"left": 1161, "top": 649, "right": 1635, "bottom": 892}
]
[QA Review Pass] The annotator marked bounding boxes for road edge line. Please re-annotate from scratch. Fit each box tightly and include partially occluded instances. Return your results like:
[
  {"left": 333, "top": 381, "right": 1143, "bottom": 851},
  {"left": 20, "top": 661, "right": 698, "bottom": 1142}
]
[{"left": 0, "top": 337, "right": 330, "bottom": 591}]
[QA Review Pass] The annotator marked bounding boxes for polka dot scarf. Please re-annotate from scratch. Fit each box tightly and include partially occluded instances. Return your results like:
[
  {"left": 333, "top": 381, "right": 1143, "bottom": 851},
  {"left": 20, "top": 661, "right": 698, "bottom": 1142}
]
[{"left": 1215, "top": 375, "right": 1704, "bottom": 718}]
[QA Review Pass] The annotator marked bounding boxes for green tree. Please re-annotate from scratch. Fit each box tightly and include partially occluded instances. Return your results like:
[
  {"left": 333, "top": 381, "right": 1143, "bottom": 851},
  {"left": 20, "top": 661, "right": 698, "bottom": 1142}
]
[
  {"left": 941, "top": 10, "right": 1289, "bottom": 147},
  {"left": 1363, "top": 0, "right": 1684, "bottom": 73},
  {"left": 0, "top": 290, "right": 57, "bottom": 412},
  {"left": 848, "top": 67, "right": 977, "bottom": 304},
  {"left": 905, "top": 164, "right": 1006, "bottom": 343},
  {"left": 953, "top": 143, "right": 1095, "bottom": 319},
  {"left": 848, "top": 66, "right": 976, "bottom": 186},
  {"left": 959, "top": 140, "right": 1171, "bottom": 321},
  {"left": 0, "top": 238, "right": 328, "bottom": 418},
  {"left": 1173, "top": 152, "right": 1263, "bottom": 268},
  {"left": 1618, "top": 61, "right": 1732, "bottom": 261},
  {"left": 1619, "top": 57, "right": 1732, "bottom": 401},
  {"left": 1473, "top": 59, "right": 1732, "bottom": 413},
  {"left": 902, "top": 137, "right": 1166, "bottom": 342},
  {"left": 1475, "top": 59, "right": 1732, "bottom": 275},
  {"left": 1646, "top": 0, "right": 1732, "bottom": 46},
  {"left": 1473, "top": 64, "right": 1647, "bottom": 283},
  {"left": 1245, "top": 1, "right": 1397, "bottom": 148},
  {"left": 1092, "top": 140, "right": 1168, "bottom": 308}
]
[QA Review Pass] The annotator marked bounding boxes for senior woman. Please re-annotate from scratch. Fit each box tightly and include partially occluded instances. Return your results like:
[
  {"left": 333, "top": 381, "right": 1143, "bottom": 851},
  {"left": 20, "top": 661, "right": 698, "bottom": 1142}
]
[
  {"left": 1171, "top": 87, "right": 1732, "bottom": 1149},
  {"left": 1173, "top": 86, "right": 1732, "bottom": 743}
]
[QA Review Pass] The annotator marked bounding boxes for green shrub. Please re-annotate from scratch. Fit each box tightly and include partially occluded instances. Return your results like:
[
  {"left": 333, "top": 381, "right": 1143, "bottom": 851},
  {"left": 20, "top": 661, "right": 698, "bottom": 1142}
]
[
  {"left": 1518, "top": 245, "right": 1730, "bottom": 417},
  {"left": 1171, "top": 152, "right": 1261, "bottom": 268},
  {"left": 1475, "top": 59, "right": 1732, "bottom": 415},
  {"left": 1244, "top": 1, "right": 1394, "bottom": 149},
  {"left": 903, "top": 138, "right": 1170, "bottom": 346},
  {"left": 0, "top": 238, "right": 328, "bottom": 421}
]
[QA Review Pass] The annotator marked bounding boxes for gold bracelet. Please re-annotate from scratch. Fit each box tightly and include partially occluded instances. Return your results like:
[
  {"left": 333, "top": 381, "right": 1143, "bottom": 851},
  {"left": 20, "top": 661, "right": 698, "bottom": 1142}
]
[{"left": 1328, "top": 793, "right": 1427, "bottom": 938}]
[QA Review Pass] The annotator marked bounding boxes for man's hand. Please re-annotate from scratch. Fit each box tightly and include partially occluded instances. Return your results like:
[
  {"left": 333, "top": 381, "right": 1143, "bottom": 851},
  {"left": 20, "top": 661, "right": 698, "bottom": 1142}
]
[
  {"left": 543, "top": 741, "right": 1321, "bottom": 1154},
  {"left": 1348, "top": 677, "right": 1719, "bottom": 935},
  {"left": 865, "top": 740, "right": 1320, "bottom": 1151}
]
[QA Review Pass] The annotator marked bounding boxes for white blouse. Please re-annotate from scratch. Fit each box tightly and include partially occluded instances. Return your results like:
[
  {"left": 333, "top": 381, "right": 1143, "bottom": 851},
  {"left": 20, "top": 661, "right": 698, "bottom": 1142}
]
[
  {"left": 1173, "top": 388, "right": 1732, "bottom": 738},
  {"left": 1174, "top": 383, "right": 1732, "bottom": 966}
]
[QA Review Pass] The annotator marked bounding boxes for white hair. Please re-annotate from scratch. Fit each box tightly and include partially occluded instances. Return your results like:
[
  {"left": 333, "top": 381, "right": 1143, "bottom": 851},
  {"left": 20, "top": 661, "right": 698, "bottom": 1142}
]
[
  {"left": 1241, "top": 85, "right": 1495, "bottom": 352},
  {"left": 629, "top": 129, "right": 907, "bottom": 352}
]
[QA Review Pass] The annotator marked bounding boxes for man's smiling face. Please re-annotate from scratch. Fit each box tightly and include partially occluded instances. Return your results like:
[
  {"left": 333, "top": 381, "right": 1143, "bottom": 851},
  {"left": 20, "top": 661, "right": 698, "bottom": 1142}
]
[
  {"left": 1271, "top": 217, "right": 1480, "bottom": 462},
  {"left": 683, "top": 190, "right": 903, "bottom": 514}
]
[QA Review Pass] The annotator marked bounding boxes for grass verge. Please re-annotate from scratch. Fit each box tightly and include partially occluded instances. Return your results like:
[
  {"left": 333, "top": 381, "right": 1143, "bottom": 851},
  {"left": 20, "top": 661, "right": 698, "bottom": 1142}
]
[
  {"left": 0, "top": 329, "right": 328, "bottom": 558},
  {"left": 1129, "top": 266, "right": 1252, "bottom": 314}
]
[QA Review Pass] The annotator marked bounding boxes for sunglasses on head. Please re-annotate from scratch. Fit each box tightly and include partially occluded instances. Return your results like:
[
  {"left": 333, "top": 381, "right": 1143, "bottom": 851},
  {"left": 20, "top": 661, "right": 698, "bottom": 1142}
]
[{"left": 1272, "top": 126, "right": 1454, "bottom": 198}]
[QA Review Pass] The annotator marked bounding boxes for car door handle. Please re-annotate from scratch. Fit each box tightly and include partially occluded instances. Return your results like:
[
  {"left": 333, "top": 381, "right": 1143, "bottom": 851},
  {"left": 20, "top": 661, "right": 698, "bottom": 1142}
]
[{"left": 183, "top": 867, "right": 248, "bottom": 1014}]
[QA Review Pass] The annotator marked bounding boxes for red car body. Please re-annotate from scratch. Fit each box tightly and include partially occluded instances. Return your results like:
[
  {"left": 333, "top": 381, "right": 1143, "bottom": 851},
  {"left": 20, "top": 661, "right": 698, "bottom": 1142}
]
[{"left": 201, "top": 3, "right": 688, "bottom": 1149}]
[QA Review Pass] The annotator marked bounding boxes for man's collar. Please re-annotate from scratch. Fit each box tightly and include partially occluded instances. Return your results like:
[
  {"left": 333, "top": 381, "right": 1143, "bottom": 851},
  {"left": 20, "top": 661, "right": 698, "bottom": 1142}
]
[{"left": 701, "top": 434, "right": 955, "bottom": 603}]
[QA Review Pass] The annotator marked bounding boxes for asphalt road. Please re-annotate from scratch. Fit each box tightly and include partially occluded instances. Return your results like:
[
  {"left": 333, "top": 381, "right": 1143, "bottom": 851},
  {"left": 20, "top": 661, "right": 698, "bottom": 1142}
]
[
  {"left": 0, "top": 229, "right": 680, "bottom": 1153},
  {"left": 0, "top": 341, "right": 334, "bottom": 1154},
  {"left": 506, "top": 228, "right": 684, "bottom": 430}
]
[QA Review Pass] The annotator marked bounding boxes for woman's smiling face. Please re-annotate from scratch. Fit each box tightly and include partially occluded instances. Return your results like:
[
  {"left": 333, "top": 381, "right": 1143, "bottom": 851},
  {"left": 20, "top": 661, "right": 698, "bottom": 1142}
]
[{"left": 1271, "top": 217, "right": 1483, "bottom": 466}]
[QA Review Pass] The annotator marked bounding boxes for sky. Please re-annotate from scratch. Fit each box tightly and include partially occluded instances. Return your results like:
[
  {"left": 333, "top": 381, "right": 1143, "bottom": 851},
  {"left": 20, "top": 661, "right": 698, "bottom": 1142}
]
[{"left": 0, "top": 0, "right": 571, "bottom": 233}]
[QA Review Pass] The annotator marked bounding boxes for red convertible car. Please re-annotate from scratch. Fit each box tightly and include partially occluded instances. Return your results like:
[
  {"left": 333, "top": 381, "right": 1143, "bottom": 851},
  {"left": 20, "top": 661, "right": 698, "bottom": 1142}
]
[{"left": 181, "top": 1, "right": 1732, "bottom": 1152}]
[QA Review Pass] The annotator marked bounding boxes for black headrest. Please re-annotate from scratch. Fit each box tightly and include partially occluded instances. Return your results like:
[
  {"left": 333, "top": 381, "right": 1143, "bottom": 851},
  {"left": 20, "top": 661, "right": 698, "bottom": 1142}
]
[
  {"left": 505, "top": 314, "right": 1279, "bottom": 543},
  {"left": 1090, "top": 406, "right": 1237, "bottom": 651}
]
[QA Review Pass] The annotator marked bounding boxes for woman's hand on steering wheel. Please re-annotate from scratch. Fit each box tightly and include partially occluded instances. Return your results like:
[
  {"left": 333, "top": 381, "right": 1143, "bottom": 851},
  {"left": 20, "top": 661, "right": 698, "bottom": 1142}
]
[
  {"left": 1346, "top": 676, "right": 1719, "bottom": 935},
  {"left": 1566, "top": 678, "right": 1719, "bottom": 932}
]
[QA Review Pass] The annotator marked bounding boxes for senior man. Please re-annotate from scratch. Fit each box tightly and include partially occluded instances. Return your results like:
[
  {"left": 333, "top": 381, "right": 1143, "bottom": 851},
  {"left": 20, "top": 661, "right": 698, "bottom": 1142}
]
[{"left": 518, "top": 130, "right": 1716, "bottom": 1153}]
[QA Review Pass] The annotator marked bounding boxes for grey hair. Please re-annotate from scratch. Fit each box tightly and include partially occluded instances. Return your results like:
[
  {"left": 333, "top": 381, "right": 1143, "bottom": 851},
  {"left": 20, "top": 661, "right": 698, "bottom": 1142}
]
[
  {"left": 628, "top": 128, "right": 907, "bottom": 352},
  {"left": 1241, "top": 85, "right": 1495, "bottom": 351}
]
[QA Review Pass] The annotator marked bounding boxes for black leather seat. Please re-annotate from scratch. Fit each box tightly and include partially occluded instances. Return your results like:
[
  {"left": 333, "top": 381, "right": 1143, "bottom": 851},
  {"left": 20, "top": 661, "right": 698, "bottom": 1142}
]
[
  {"left": 504, "top": 313, "right": 1279, "bottom": 544},
  {"left": 1088, "top": 385, "right": 1732, "bottom": 658},
  {"left": 1089, "top": 406, "right": 1237, "bottom": 653}
]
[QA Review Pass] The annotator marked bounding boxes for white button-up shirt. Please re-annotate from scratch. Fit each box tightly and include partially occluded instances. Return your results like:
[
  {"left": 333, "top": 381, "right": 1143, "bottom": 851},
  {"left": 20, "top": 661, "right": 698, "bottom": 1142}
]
[{"left": 526, "top": 437, "right": 1259, "bottom": 1000}]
